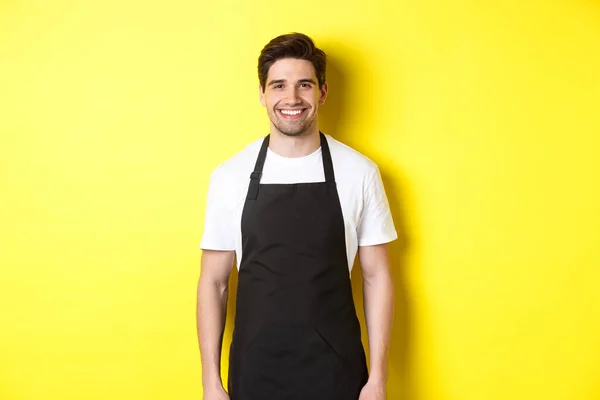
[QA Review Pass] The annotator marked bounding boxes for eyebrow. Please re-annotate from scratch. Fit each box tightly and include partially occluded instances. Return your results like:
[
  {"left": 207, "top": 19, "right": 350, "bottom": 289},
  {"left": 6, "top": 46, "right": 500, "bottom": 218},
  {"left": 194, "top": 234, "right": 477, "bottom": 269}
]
[{"left": 267, "top": 78, "right": 317, "bottom": 87}]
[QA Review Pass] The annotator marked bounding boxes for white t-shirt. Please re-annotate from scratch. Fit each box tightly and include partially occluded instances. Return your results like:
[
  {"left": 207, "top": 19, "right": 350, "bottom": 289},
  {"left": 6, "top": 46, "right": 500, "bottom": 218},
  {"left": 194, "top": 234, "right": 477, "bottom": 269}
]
[{"left": 200, "top": 134, "right": 397, "bottom": 272}]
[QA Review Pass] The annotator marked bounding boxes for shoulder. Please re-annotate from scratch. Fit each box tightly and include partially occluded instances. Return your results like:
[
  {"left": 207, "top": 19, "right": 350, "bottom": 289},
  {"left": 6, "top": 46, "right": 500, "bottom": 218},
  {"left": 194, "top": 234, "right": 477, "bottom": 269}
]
[
  {"left": 325, "top": 134, "right": 379, "bottom": 180},
  {"left": 208, "top": 137, "right": 264, "bottom": 185}
]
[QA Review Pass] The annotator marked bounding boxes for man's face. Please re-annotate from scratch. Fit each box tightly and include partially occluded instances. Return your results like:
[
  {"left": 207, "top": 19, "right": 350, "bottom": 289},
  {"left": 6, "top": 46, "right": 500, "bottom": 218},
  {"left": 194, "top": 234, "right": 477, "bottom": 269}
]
[{"left": 260, "top": 58, "right": 328, "bottom": 137}]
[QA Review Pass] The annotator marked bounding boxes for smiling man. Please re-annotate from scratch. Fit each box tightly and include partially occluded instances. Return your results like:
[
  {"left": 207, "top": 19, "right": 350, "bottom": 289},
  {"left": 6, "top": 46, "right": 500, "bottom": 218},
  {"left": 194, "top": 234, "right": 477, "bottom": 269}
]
[{"left": 197, "top": 33, "right": 397, "bottom": 400}]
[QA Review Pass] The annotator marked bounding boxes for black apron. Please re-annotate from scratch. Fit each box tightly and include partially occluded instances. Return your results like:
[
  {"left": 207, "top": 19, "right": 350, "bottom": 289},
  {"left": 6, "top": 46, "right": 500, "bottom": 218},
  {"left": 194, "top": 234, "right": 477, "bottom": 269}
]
[{"left": 228, "top": 132, "right": 369, "bottom": 400}]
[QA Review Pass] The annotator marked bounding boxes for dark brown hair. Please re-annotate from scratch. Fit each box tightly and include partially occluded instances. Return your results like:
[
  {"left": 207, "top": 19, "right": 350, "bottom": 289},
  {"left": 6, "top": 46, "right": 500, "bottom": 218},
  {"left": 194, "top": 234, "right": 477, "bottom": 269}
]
[{"left": 258, "top": 33, "right": 327, "bottom": 91}]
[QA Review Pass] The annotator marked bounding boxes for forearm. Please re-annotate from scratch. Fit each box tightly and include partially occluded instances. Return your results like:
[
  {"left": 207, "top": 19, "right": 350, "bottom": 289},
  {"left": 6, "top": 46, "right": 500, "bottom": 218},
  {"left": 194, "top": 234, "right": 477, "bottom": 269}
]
[
  {"left": 363, "top": 269, "right": 394, "bottom": 383},
  {"left": 197, "top": 275, "right": 229, "bottom": 390}
]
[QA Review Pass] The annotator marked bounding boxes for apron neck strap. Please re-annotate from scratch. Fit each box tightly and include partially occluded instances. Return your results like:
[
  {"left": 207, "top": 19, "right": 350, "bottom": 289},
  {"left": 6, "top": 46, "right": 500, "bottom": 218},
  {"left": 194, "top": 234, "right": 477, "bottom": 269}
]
[
  {"left": 319, "top": 132, "right": 335, "bottom": 184},
  {"left": 247, "top": 132, "right": 335, "bottom": 200}
]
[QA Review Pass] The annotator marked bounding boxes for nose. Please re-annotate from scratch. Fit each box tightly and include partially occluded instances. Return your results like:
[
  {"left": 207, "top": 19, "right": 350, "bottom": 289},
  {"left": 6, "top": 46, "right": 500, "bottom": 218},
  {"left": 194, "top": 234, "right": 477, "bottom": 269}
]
[{"left": 283, "top": 87, "right": 301, "bottom": 105}]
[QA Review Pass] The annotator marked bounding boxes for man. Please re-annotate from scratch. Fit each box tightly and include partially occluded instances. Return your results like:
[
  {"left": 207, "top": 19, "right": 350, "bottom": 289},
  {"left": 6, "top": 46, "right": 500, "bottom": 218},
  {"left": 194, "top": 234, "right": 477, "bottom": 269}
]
[{"left": 197, "top": 32, "right": 397, "bottom": 400}]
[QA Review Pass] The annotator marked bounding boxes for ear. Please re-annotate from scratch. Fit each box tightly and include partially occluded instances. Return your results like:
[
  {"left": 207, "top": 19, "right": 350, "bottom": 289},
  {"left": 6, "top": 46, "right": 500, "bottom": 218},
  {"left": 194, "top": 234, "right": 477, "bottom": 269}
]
[
  {"left": 259, "top": 85, "right": 266, "bottom": 107},
  {"left": 319, "top": 82, "right": 328, "bottom": 105}
]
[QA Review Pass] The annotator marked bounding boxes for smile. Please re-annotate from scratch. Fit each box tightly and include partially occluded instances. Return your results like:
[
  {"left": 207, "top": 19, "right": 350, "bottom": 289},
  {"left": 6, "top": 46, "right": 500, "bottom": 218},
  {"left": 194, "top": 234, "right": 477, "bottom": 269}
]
[{"left": 278, "top": 109, "right": 307, "bottom": 119}]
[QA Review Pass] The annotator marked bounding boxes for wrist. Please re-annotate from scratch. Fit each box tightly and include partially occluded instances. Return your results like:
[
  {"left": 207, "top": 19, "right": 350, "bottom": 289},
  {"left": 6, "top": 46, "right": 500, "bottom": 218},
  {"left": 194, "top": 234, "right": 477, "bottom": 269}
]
[
  {"left": 367, "top": 376, "right": 387, "bottom": 387},
  {"left": 202, "top": 372, "right": 224, "bottom": 391},
  {"left": 367, "top": 367, "right": 388, "bottom": 386}
]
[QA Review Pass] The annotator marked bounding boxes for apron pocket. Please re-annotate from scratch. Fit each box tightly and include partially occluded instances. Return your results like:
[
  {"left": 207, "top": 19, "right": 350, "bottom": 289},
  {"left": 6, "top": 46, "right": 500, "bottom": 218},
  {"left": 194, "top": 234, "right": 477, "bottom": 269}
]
[{"left": 240, "top": 324, "right": 349, "bottom": 400}]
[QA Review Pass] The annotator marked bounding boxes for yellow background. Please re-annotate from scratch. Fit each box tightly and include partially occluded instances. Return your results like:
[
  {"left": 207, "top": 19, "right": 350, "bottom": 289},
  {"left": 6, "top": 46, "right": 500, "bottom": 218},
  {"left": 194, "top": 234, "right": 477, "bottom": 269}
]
[{"left": 1, "top": 0, "right": 599, "bottom": 399}]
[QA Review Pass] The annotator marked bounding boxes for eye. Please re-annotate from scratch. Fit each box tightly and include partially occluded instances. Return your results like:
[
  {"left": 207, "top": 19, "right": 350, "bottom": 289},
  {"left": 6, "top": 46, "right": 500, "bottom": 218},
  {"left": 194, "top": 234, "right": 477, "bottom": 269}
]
[
  {"left": 300, "top": 83, "right": 312, "bottom": 88},
  {"left": 274, "top": 84, "right": 284, "bottom": 89}
]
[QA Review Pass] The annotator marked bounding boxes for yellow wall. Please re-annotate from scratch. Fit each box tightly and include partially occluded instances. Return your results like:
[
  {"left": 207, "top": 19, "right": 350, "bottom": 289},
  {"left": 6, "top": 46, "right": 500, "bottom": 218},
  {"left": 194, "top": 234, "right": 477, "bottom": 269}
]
[{"left": 1, "top": 0, "right": 599, "bottom": 399}]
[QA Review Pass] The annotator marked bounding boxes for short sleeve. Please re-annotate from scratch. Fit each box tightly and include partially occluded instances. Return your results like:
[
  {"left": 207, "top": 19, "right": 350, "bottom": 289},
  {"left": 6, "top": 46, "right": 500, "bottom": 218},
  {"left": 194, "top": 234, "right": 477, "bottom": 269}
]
[
  {"left": 199, "top": 169, "right": 236, "bottom": 251},
  {"left": 357, "top": 166, "right": 398, "bottom": 246}
]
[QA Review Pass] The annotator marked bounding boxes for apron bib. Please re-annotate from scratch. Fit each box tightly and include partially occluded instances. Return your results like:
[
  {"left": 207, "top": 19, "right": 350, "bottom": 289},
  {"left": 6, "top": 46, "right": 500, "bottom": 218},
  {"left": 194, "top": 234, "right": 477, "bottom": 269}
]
[{"left": 228, "top": 132, "right": 368, "bottom": 400}]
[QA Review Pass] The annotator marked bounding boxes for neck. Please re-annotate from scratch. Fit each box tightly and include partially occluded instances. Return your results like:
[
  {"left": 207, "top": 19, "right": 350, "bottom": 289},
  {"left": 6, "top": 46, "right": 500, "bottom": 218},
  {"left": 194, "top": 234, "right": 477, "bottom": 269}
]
[{"left": 269, "top": 125, "right": 321, "bottom": 158}]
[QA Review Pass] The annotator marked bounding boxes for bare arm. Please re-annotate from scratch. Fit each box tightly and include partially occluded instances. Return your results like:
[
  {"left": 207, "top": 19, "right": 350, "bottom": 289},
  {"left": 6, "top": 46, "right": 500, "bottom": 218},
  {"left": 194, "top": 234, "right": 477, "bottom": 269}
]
[
  {"left": 197, "top": 249, "right": 235, "bottom": 393},
  {"left": 359, "top": 243, "right": 394, "bottom": 387}
]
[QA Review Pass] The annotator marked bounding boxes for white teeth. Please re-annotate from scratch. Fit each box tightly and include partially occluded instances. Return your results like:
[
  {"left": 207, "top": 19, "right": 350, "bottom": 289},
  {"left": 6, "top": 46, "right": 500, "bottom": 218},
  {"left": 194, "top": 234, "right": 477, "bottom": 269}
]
[{"left": 280, "top": 109, "right": 303, "bottom": 116}]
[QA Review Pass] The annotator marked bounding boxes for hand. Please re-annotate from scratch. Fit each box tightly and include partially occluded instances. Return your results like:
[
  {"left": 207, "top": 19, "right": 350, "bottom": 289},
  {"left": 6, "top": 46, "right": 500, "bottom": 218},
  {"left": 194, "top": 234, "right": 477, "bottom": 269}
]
[
  {"left": 202, "top": 386, "right": 230, "bottom": 400},
  {"left": 358, "top": 380, "right": 386, "bottom": 400}
]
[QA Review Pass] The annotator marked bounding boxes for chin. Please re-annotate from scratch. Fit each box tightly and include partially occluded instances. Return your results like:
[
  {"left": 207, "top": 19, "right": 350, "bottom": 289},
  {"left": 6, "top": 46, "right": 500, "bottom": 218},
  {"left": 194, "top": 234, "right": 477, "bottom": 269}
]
[
  {"left": 277, "top": 123, "right": 312, "bottom": 136},
  {"left": 278, "top": 123, "right": 317, "bottom": 137}
]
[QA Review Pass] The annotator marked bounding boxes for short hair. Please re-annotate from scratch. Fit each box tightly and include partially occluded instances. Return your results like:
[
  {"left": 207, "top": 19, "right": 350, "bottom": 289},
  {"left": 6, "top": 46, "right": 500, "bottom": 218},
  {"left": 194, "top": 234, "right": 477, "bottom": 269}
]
[{"left": 258, "top": 32, "right": 327, "bottom": 90}]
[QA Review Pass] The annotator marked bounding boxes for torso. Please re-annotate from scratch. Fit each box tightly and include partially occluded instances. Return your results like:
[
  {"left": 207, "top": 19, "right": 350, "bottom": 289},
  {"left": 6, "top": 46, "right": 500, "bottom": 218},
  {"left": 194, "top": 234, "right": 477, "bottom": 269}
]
[
  {"left": 227, "top": 133, "right": 369, "bottom": 399},
  {"left": 202, "top": 134, "right": 383, "bottom": 272}
]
